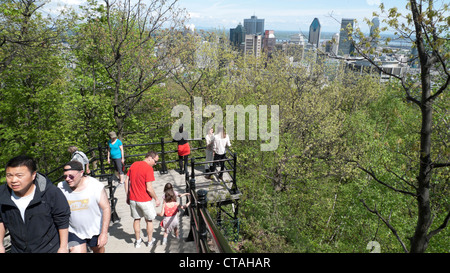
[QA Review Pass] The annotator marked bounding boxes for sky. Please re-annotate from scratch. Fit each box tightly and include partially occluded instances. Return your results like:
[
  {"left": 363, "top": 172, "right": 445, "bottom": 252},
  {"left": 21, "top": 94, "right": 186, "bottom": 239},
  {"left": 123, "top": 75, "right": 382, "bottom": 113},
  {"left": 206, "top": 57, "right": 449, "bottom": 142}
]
[
  {"left": 46, "top": 0, "right": 411, "bottom": 33},
  {"left": 176, "top": 0, "right": 409, "bottom": 33}
]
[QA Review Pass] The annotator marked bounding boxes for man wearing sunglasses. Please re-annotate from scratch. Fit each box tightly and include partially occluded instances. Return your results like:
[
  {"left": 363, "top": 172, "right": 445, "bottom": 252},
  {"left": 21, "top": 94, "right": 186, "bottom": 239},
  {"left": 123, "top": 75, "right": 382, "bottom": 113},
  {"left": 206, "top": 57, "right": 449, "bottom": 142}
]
[{"left": 57, "top": 161, "right": 111, "bottom": 253}]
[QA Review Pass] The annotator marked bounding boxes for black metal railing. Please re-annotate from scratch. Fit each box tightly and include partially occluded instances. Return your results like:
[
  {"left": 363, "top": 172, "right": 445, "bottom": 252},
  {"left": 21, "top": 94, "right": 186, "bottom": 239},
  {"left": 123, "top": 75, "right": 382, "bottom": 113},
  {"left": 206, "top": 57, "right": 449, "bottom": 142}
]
[{"left": 185, "top": 180, "right": 234, "bottom": 253}]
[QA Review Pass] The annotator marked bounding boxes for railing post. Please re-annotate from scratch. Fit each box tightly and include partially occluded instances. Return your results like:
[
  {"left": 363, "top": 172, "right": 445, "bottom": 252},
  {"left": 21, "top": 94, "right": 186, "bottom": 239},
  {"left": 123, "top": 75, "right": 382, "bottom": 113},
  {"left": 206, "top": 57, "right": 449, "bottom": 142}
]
[
  {"left": 160, "top": 137, "right": 168, "bottom": 174},
  {"left": 98, "top": 142, "right": 105, "bottom": 175},
  {"left": 197, "top": 189, "right": 208, "bottom": 245},
  {"left": 185, "top": 177, "right": 196, "bottom": 242},
  {"left": 232, "top": 152, "right": 237, "bottom": 194},
  {"left": 191, "top": 157, "right": 195, "bottom": 179},
  {"left": 108, "top": 175, "right": 120, "bottom": 223}
]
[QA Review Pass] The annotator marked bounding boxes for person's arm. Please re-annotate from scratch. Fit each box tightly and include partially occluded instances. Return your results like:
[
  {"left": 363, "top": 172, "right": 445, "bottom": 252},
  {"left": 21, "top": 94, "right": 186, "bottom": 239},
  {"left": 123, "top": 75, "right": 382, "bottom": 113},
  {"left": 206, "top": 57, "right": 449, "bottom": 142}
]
[
  {"left": 119, "top": 145, "right": 124, "bottom": 164},
  {"left": 57, "top": 228, "right": 69, "bottom": 253},
  {"left": 146, "top": 181, "right": 160, "bottom": 207},
  {"left": 182, "top": 198, "right": 191, "bottom": 210},
  {"left": 52, "top": 186, "right": 71, "bottom": 253},
  {"left": 97, "top": 189, "right": 111, "bottom": 248},
  {"left": 0, "top": 222, "right": 6, "bottom": 253},
  {"left": 124, "top": 175, "right": 130, "bottom": 204},
  {"left": 107, "top": 144, "right": 111, "bottom": 164},
  {"left": 158, "top": 201, "right": 166, "bottom": 217}
]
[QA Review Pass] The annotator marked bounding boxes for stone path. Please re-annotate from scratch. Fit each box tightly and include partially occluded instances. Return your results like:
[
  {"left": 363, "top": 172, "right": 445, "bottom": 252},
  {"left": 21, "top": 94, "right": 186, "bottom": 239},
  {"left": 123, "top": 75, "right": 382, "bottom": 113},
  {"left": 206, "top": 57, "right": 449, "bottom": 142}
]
[{"left": 104, "top": 169, "right": 197, "bottom": 253}]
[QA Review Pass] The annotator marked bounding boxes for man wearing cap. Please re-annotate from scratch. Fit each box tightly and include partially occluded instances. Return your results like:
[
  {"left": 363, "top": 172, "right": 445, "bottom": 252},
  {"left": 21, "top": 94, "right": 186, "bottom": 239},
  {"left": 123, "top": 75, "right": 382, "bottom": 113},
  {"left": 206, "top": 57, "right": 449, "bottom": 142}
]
[{"left": 57, "top": 161, "right": 111, "bottom": 253}]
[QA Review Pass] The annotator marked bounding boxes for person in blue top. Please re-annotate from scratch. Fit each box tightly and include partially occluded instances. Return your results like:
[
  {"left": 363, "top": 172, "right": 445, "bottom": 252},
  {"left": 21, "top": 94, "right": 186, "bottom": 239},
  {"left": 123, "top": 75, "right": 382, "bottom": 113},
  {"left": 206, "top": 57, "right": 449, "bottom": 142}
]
[{"left": 107, "top": 131, "right": 125, "bottom": 184}]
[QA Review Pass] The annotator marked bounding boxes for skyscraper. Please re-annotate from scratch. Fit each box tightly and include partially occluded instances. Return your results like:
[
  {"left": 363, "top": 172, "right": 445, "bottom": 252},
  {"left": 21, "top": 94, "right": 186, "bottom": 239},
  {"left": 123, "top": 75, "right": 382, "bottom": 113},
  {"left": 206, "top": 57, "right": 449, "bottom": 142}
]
[
  {"left": 230, "top": 23, "right": 246, "bottom": 48},
  {"left": 263, "top": 30, "right": 276, "bottom": 54},
  {"left": 370, "top": 17, "right": 380, "bottom": 47},
  {"left": 308, "top": 18, "right": 321, "bottom": 48},
  {"left": 338, "top": 18, "right": 355, "bottom": 56},
  {"left": 244, "top": 15, "right": 265, "bottom": 35},
  {"left": 244, "top": 34, "right": 262, "bottom": 57}
]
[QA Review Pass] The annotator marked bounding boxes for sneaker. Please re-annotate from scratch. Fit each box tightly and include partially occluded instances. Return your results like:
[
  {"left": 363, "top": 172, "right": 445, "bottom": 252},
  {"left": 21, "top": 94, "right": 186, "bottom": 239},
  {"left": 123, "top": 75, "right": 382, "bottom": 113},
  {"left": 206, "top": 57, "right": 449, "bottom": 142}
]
[
  {"left": 134, "top": 238, "right": 142, "bottom": 248},
  {"left": 148, "top": 237, "right": 156, "bottom": 247}
]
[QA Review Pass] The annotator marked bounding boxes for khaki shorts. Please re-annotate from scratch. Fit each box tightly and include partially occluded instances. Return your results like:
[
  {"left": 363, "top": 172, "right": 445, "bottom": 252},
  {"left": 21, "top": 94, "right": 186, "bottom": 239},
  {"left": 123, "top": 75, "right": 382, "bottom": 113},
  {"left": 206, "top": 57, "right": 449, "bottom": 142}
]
[{"left": 130, "top": 200, "right": 156, "bottom": 220}]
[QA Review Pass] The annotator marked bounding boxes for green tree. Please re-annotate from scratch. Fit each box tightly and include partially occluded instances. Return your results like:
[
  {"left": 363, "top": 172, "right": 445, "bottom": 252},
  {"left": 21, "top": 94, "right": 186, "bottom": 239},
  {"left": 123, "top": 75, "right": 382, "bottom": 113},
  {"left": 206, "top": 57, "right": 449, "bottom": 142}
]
[
  {"left": 75, "top": 0, "right": 187, "bottom": 138},
  {"left": 0, "top": 0, "right": 78, "bottom": 171},
  {"left": 350, "top": 0, "right": 449, "bottom": 252}
]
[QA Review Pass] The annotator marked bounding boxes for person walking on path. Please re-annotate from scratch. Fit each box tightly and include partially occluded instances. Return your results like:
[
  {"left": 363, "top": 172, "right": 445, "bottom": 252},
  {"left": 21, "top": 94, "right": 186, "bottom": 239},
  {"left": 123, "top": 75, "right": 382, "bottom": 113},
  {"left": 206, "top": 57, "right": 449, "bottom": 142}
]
[
  {"left": 124, "top": 151, "right": 160, "bottom": 248},
  {"left": 204, "top": 127, "right": 214, "bottom": 178},
  {"left": 211, "top": 126, "right": 231, "bottom": 180},
  {"left": 107, "top": 131, "right": 125, "bottom": 184},
  {"left": 158, "top": 183, "right": 190, "bottom": 245},
  {"left": 68, "top": 146, "right": 91, "bottom": 175},
  {"left": 174, "top": 124, "right": 190, "bottom": 174},
  {"left": 0, "top": 155, "right": 70, "bottom": 253},
  {"left": 57, "top": 161, "right": 111, "bottom": 253}
]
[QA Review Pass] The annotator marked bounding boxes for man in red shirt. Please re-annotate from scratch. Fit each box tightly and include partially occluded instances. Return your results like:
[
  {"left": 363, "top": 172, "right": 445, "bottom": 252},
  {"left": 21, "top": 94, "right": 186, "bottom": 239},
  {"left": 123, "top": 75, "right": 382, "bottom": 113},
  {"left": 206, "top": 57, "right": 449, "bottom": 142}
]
[{"left": 124, "top": 151, "right": 160, "bottom": 248}]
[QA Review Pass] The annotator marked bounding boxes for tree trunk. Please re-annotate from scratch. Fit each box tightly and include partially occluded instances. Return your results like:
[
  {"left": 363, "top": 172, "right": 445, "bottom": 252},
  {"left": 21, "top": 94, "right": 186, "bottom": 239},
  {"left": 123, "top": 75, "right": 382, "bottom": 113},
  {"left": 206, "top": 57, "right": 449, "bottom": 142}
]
[
  {"left": 410, "top": 100, "right": 433, "bottom": 253},
  {"left": 409, "top": 0, "right": 433, "bottom": 253}
]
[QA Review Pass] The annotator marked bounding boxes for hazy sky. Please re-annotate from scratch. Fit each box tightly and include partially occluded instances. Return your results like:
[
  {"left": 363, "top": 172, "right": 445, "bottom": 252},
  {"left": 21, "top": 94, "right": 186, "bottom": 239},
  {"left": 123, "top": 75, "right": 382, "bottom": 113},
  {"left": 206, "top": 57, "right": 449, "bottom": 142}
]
[
  {"left": 47, "top": 0, "right": 411, "bottom": 33},
  {"left": 176, "top": 0, "right": 410, "bottom": 32}
]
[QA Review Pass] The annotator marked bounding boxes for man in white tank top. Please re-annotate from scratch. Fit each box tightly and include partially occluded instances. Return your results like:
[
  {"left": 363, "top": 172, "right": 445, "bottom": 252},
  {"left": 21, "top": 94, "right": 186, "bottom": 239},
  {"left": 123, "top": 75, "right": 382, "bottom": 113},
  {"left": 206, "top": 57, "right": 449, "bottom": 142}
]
[{"left": 58, "top": 161, "right": 111, "bottom": 253}]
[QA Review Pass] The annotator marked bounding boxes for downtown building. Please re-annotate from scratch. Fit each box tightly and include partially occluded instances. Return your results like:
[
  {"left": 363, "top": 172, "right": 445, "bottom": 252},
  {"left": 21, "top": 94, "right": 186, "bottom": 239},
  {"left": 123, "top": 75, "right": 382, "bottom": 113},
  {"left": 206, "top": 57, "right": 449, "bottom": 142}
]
[
  {"left": 244, "top": 34, "right": 262, "bottom": 57},
  {"left": 244, "top": 15, "right": 265, "bottom": 35},
  {"left": 308, "top": 18, "right": 321, "bottom": 48},
  {"left": 338, "top": 18, "right": 355, "bottom": 56},
  {"left": 230, "top": 23, "right": 246, "bottom": 49}
]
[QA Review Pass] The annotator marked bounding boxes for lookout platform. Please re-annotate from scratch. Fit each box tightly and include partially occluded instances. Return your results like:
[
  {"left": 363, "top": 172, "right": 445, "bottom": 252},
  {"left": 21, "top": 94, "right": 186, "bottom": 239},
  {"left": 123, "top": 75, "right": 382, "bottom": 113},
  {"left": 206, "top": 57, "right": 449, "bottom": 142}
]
[{"left": 105, "top": 167, "right": 238, "bottom": 253}]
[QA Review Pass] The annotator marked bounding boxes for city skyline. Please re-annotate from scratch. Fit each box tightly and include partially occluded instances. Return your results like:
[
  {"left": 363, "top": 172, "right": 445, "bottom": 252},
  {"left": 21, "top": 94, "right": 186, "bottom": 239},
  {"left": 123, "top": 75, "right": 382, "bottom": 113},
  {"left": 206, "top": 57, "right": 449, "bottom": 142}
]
[
  {"left": 178, "top": 0, "right": 409, "bottom": 33},
  {"left": 47, "top": 0, "right": 409, "bottom": 33}
]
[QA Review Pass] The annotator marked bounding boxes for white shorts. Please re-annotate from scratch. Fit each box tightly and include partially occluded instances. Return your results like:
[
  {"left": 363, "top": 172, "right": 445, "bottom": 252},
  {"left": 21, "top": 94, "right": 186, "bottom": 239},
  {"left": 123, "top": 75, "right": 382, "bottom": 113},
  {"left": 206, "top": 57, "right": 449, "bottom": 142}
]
[{"left": 130, "top": 200, "right": 156, "bottom": 220}]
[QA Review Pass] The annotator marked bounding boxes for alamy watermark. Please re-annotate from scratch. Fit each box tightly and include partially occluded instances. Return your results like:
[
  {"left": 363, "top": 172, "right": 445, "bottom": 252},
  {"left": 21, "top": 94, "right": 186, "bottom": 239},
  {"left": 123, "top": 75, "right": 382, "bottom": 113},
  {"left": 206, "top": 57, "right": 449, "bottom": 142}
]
[{"left": 171, "top": 97, "right": 279, "bottom": 151}]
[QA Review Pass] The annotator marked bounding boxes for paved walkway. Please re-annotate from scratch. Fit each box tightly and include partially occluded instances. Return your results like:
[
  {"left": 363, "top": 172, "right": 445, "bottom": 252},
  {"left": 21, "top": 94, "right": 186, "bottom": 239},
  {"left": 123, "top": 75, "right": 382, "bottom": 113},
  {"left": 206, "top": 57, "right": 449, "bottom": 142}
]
[{"left": 104, "top": 169, "right": 197, "bottom": 253}]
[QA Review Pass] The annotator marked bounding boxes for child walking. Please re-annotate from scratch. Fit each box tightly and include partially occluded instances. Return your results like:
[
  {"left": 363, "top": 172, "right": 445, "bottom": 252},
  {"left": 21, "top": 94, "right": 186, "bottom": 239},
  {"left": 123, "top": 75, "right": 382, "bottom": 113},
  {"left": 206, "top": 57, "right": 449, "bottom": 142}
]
[{"left": 159, "top": 183, "right": 190, "bottom": 245}]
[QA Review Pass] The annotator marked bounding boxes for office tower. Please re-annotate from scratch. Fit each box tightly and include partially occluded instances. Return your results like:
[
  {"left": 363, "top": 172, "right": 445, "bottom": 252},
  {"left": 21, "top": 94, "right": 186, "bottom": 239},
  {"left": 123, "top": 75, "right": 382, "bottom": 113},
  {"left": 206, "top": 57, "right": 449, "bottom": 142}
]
[
  {"left": 338, "top": 18, "right": 355, "bottom": 56},
  {"left": 244, "top": 15, "right": 265, "bottom": 35},
  {"left": 290, "top": 33, "right": 306, "bottom": 46},
  {"left": 230, "top": 23, "right": 246, "bottom": 48},
  {"left": 370, "top": 17, "right": 380, "bottom": 46},
  {"left": 324, "top": 33, "right": 339, "bottom": 55},
  {"left": 244, "top": 34, "right": 262, "bottom": 57},
  {"left": 263, "top": 30, "right": 276, "bottom": 53},
  {"left": 308, "top": 18, "right": 321, "bottom": 48}
]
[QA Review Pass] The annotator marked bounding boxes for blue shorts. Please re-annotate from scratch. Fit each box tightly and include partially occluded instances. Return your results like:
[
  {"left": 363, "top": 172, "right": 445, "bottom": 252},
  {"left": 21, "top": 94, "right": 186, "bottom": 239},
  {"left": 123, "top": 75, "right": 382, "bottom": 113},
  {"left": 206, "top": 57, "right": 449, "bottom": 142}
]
[{"left": 68, "top": 232, "right": 99, "bottom": 248}]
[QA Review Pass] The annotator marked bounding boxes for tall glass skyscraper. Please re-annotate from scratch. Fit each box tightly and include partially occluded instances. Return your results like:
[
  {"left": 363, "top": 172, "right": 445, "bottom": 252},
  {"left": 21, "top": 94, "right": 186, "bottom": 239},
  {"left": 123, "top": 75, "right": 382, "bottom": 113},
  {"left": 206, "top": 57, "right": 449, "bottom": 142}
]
[
  {"left": 370, "top": 17, "right": 380, "bottom": 47},
  {"left": 308, "top": 18, "right": 321, "bottom": 48},
  {"left": 230, "top": 23, "right": 246, "bottom": 48},
  {"left": 244, "top": 15, "right": 265, "bottom": 35},
  {"left": 338, "top": 18, "right": 355, "bottom": 56}
]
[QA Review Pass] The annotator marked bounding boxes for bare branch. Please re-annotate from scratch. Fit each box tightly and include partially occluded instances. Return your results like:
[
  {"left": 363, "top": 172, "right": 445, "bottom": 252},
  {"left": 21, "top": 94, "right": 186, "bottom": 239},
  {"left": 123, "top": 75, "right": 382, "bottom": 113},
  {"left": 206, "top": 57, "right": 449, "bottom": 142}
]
[
  {"left": 351, "top": 44, "right": 421, "bottom": 105},
  {"left": 431, "top": 162, "right": 450, "bottom": 168},
  {"left": 361, "top": 200, "right": 409, "bottom": 253},
  {"left": 350, "top": 160, "right": 418, "bottom": 197},
  {"left": 427, "top": 210, "right": 450, "bottom": 239}
]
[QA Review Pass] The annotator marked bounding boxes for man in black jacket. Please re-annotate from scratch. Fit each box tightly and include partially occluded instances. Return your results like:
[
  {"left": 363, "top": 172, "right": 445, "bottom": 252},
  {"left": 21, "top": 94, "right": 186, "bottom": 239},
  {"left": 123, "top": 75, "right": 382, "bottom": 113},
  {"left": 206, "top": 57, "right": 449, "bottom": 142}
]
[{"left": 0, "top": 155, "right": 70, "bottom": 253}]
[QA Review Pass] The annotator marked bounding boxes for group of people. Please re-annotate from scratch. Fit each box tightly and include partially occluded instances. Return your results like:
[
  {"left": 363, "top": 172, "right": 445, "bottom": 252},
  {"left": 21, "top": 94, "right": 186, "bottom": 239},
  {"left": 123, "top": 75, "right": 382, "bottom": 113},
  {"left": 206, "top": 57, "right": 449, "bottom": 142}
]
[
  {"left": 0, "top": 152, "right": 188, "bottom": 253},
  {"left": 0, "top": 127, "right": 231, "bottom": 253},
  {"left": 175, "top": 125, "right": 232, "bottom": 180},
  {"left": 0, "top": 155, "right": 110, "bottom": 253}
]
